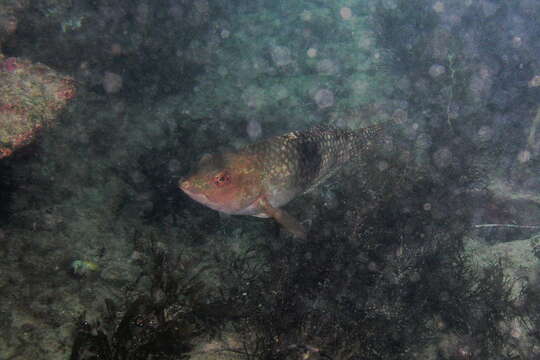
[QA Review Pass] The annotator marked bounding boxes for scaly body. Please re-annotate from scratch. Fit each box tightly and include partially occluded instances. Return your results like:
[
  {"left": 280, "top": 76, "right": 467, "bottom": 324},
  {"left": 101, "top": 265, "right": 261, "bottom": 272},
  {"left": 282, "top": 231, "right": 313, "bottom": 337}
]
[{"left": 180, "top": 122, "right": 388, "bottom": 238}]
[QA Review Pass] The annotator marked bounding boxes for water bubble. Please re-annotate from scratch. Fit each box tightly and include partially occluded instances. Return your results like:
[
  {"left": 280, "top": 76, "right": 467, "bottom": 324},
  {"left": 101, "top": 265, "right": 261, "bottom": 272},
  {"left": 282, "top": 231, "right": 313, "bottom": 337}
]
[
  {"left": 479, "top": 65, "right": 491, "bottom": 79},
  {"left": 242, "top": 86, "right": 266, "bottom": 109},
  {"left": 102, "top": 71, "right": 123, "bottom": 94},
  {"left": 429, "top": 64, "right": 446, "bottom": 78},
  {"left": 415, "top": 133, "right": 432, "bottom": 150},
  {"left": 469, "top": 67, "right": 493, "bottom": 101},
  {"left": 351, "top": 79, "right": 368, "bottom": 97},
  {"left": 432, "top": 1, "right": 445, "bottom": 13},
  {"left": 477, "top": 125, "right": 493, "bottom": 142},
  {"left": 517, "top": 150, "right": 531, "bottom": 163},
  {"left": 469, "top": 75, "right": 485, "bottom": 97},
  {"left": 314, "top": 89, "right": 334, "bottom": 109},
  {"left": 433, "top": 147, "right": 453, "bottom": 168},
  {"left": 480, "top": 0, "right": 498, "bottom": 17},
  {"left": 340, "top": 7, "right": 352, "bottom": 20},
  {"left": 306, "top": 48, "right": 317, "bottom": 58},
  {"left": 251, "top": 57, "right": 268, "bottom": 73},
  {"left": 358, "top": 36, "right": 373, "bottom": 50},
  {"left": 414, "top": 78, "right": 429, "bottom": 93},
  {"left": 300, "top": 10, "right": 312, "bottom": 22},
  {"left": 220, "top": 29, "right": 230, "bottom": 39},
  {"left": 217, "top": 65, "right": 228, "bottom": 77},
  {"left": 430, "top": 29, "right": 452, "bottom": 60},
  {"left": 381, "top": 0, "right": 398, "bottom": 10},
  {"left": 246, "top": 119, "right": 262, "bottom": 140},
  {"left": 271, "top": 84, "right": 288, "bottom": 101},
  {"left": 396, "top": 76, "right": 411, "bottom": 92},
  {"left": 270, "top": 46, "right": 292, "bottom": 67},
  {"left": 528, "top": 75, "right": 540, "bottom": 88},
  {"left": 316, "top": 59, "right": 338, "bottom": 75},
  {"left": 392, "top": 109, "right": 408, "bottom": 123}
]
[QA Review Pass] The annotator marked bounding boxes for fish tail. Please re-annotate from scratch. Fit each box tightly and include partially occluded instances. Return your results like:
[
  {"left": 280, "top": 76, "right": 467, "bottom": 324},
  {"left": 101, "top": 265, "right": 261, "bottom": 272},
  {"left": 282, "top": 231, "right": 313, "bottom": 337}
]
[
  {"left": 351, "top": 116, "right": 404, "bottom": 158},
  {"left": 352, "top": 121, "right": 387, "bottom": 153}
]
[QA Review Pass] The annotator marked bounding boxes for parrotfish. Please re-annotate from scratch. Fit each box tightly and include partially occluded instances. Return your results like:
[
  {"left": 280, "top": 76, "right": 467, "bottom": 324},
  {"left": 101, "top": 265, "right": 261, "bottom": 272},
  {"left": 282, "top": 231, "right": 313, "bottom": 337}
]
[{"left": 180, "top": 122, "right": 391, "bottom": 238}]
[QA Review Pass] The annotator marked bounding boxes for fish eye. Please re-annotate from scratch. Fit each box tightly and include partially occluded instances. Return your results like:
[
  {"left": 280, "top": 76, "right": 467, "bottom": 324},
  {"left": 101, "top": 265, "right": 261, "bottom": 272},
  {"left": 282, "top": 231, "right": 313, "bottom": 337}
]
[{"left": 213, "top": 171, "right": 231, "bottom": 187}]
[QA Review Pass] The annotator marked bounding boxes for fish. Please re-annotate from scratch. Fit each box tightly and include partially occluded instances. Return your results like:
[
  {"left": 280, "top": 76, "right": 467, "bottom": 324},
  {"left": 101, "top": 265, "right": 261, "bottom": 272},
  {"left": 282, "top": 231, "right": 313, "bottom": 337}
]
[{"left": 179, "top": 121, "right": 392, "bottom": 239}]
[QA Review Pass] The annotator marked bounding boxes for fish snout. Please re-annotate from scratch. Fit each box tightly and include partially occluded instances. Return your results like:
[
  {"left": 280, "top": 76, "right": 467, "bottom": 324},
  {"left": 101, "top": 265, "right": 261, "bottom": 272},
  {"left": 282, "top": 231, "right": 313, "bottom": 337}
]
[
  {"left": 178, "top": 179, "right": 191, "bottom": 190},
  {"left": 179, "top": 178, "right": 212, "bottom": 205},
  {"left": 179, "top": 178, "right": 192, "bottom": 192},
  {"left": 179, "top": 178, "right": 203, "bottom": 197}
]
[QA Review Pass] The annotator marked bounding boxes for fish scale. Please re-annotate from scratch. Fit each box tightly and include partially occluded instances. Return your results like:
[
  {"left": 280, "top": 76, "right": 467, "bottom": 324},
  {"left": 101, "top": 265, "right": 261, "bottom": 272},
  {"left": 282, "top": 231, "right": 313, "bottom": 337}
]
[
  {"left": 180, "top": 121, "right": 392, "bottom": 238},
  {"left": 251, "top": 123, "right": 386, "bottom": 194}
]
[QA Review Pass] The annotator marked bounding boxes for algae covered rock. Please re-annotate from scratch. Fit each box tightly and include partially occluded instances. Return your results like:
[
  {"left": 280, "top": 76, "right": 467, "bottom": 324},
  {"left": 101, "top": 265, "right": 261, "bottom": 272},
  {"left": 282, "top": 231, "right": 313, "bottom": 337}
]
[{"left": 0, "top": 53, "right": 76, "bottom": 159}]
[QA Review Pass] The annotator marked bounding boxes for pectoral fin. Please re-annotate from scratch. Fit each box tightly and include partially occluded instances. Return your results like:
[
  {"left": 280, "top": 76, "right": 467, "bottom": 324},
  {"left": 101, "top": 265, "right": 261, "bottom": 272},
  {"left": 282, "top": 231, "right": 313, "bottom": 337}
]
[{"left": 258, "top": 197, "right": 307, "bottom": 239}]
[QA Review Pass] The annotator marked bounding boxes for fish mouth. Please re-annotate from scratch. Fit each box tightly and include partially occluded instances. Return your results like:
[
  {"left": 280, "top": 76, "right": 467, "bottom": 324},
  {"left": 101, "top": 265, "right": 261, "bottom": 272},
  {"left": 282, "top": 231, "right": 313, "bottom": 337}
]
[
  {"left": 179, "top": 179, "right": 220, "bottom": 209},
  {"left": 180, "top": 179, "right": 235, "bottom": 213},
  {"left": 179, "top": 179, "right": 191, "bottom": 192},
  {"left": 179, "top": 179, "right": 205, "bottom": 200}
]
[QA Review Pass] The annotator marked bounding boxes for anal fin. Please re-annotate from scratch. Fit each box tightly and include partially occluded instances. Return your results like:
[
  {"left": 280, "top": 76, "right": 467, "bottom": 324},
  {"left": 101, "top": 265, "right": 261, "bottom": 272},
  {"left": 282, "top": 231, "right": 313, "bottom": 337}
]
[{"left": 258, "top": 197, "right": 307, "bottom": 239}]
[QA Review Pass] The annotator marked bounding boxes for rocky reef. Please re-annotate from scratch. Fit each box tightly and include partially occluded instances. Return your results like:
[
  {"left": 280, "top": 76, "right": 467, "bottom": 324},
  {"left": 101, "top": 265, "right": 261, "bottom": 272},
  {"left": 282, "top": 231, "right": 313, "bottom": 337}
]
[{"left": 0, "top": 54, "right": 76, "bottom": 158}]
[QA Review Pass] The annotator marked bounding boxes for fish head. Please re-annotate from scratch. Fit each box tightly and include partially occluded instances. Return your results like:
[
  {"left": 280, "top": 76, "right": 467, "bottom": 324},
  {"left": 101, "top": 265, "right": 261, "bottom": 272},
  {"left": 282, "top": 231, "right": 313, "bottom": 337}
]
[{"left": 179, "top": 152, "right": 264, "bottom": 214}]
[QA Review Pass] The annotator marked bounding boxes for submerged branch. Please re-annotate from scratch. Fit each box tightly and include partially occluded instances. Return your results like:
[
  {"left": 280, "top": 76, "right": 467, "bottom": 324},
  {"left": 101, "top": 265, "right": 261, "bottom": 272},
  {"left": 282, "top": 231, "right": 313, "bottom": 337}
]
[{"left": 474, "top": 224, "right": 540, "bottom": 229}]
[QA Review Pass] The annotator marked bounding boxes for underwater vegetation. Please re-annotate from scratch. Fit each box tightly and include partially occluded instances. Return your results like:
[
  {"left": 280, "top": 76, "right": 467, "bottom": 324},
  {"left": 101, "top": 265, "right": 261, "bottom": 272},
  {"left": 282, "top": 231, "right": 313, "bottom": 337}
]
[
  {"left": 70, "top": 249, "right": 229, "bottom": 360},
  {"left": 205, "top": 137, "right": 526, "bottom": 360},
  {"left": 71, "top": 135, "right": 526, "bottom": 360}
]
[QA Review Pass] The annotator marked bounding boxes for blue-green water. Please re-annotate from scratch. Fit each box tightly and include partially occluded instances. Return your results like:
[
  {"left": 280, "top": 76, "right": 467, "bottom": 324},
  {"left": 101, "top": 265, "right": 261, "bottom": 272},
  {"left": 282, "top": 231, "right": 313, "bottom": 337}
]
[{"left": 0, "top": 0, "right": 539, "bottom": 359}]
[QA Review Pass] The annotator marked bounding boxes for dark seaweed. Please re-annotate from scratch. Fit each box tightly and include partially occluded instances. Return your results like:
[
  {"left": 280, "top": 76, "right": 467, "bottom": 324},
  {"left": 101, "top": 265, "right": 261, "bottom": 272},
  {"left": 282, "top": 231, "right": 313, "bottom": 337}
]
[{"left": 70, "top": 251, "right": 229, "bottom": 360}]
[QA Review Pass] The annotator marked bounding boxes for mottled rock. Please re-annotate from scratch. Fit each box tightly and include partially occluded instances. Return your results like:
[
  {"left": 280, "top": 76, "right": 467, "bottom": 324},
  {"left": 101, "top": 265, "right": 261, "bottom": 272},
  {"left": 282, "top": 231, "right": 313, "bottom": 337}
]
[{"left": 0, "top": 54, "right": 76, "bottom": 159}]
